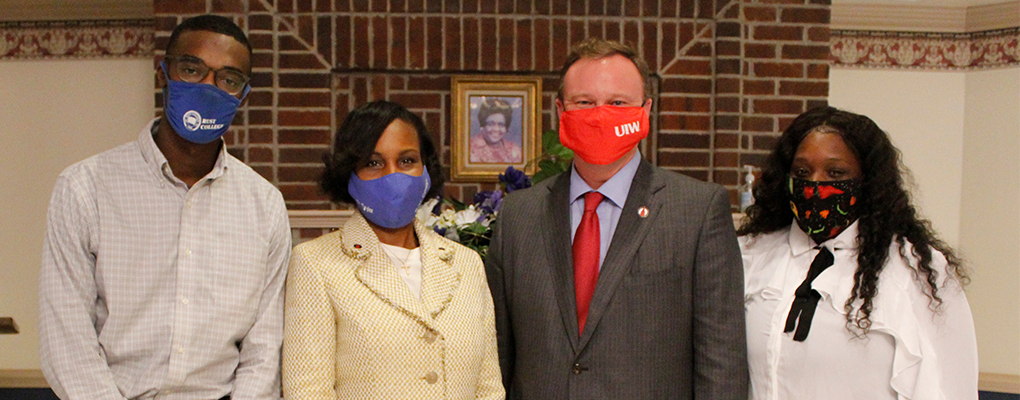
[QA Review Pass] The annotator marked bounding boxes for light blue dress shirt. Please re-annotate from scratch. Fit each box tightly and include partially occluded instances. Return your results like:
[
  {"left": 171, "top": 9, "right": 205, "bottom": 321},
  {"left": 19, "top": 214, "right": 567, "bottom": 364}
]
[{"left": 569, "top": 151, "right": 642, "bottom": 270}]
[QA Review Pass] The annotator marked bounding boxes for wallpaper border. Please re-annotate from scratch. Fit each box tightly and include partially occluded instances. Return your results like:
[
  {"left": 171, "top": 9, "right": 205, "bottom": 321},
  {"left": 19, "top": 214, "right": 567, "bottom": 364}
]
[
  {"left": 831, "top": 27, "right": 1019, "bottom": 70},
  {"left": 0, "top": 19, "right": 154, "bottom": 60}
]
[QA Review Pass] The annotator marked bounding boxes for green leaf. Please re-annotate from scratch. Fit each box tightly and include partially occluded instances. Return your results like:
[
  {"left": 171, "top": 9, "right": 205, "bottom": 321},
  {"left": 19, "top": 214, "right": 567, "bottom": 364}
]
[
  {"left": 532, "top": 167, "right": 558, "bottom": 184},
  {"left": 542, "top": 129, "right": 559, "bottom": 151},
  {"left": 445, "top": 197, "right": 467, "bottom": 211},
  {"left": 538, "top": 159, "right": 558, "bottom": 171},
  {"left": 549, "top": 145, "right": 574, "bottom": 160}
]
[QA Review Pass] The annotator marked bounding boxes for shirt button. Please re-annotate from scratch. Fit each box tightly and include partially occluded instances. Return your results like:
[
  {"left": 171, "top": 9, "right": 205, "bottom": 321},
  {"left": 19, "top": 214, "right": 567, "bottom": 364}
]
[
  {"left": 185, "top": 249, "right": 191, "bottom": 256},
  {"left": 181, "top": 298, "right": 189, "bottom": 305},
  {"left": 177, "top": 347, "right": 184, "bottom": 354},
  {"left": 422, "top": 331, "right": 437, "bottom": 344},
  {"left": 424, "top": 371, "right": 439, "bottom": 384}
]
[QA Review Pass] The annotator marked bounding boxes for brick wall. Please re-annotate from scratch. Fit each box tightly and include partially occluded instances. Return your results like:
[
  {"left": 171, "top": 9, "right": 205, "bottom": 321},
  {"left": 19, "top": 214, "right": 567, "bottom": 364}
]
[{"left": 153, "top": 0, "right": 830, "bottom": 210}]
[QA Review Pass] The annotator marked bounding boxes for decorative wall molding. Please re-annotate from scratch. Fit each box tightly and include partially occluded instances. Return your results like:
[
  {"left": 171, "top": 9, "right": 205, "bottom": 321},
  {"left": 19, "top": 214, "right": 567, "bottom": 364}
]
[
  {"left": 288, "top": 210, "right": 353, "bottom": 229},
  {"left": 967, "top": 2, "right": 1020, "bottom": 32},
  {"left": 4, "top": 368, "right": 1017, "bottom": 393},
  {"left": 0, "top": 19, "right": 153, "bottom": 60},
  {"left": 832, "top": 4, "right": 968, "bottom": 32},
  {"left": 831, "top": 28, "right": 1019, "bottom": 70},
  {"left": 832, "top": 1, "right": 1019, "bottom": 33},
  {"left": 0, "top": 369, "right": 47, "bottom": 388},
  {"left": 0, "top": 0, "right": 151, "bottom": 22},
  {"left": 979, "top": 372, "right": 1020, "bottom": 395}
]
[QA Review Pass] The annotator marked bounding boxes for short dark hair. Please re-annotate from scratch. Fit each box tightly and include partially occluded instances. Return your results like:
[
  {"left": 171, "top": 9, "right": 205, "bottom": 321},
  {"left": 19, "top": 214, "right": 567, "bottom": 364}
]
[
  {"left": 166, "top": 15, "right": 253, "bottom": 64},
  {"left": 321, "top": 100, "right": 445, "bottom": 205},
  {"left": 558, "top": 38, "right": 651, "bottom": 100},
  {"left": 477, "top": 98, "right": 513, "bottom": 129}
]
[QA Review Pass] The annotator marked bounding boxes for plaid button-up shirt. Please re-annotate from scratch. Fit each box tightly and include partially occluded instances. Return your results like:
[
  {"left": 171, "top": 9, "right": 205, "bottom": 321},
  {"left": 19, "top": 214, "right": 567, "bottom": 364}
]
[{"left": 39, "top": 119, "right": 291, "bottom": 399}]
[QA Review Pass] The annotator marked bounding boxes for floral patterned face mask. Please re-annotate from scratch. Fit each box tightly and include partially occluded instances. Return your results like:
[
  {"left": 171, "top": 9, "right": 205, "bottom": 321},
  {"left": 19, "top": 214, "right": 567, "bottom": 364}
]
[{"left": 788, "top": 176, "right": 860, "bottom": 244}]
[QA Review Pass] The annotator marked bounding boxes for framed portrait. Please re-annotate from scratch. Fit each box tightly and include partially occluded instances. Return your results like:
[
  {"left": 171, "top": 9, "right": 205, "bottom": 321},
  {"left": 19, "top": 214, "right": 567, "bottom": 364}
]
[{"left": 451, "top": 76, "right": 542, "bottom": 182}]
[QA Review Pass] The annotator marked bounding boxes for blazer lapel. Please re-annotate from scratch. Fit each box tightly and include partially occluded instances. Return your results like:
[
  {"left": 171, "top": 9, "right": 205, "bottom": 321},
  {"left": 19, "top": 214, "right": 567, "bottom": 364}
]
[
  {"left": 578, "top": 160, "right": 664, "bottom": 348},
  {"left": 545, "top": 172, "right": 582, "bottom": 352},
  {"left": 416, "top": 221, "right": 461, "bottom": 320},
  {"left": 344, "top": 213, "right": 435, "bottom": 328}
]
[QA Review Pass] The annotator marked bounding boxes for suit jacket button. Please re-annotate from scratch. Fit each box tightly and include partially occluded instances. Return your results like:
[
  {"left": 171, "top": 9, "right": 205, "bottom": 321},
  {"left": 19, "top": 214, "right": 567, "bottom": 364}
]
[
  {"left": 572, "top": 364, "right": 583, "bottom": 375},
  {"left": 424, "top": 371, "right": 439, "bottom": 384},
  {"left": 423, "top": 331, "right": 438, "bottom": 344}
]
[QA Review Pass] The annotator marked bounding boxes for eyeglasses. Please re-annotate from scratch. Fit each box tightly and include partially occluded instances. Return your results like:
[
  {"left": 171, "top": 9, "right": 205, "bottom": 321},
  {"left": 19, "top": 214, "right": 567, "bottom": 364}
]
[{"left": 165, "top": 55, "right": 250, "bottom": 95}]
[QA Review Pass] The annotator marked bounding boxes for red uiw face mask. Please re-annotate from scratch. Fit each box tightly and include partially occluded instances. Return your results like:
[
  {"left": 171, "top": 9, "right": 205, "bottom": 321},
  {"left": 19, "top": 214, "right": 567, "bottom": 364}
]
[{"left": 559, "top": 105, "right": 650, "bottom": 165}]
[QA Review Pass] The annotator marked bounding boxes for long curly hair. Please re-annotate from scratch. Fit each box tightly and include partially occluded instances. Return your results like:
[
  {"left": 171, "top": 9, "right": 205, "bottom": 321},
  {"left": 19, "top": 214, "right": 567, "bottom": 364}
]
[{"left": 738, "top": 106, "right": 966, "bottom": 334}]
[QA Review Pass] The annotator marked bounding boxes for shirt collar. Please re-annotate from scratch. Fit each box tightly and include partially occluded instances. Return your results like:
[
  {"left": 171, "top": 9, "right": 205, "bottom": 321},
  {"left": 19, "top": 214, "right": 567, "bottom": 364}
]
[
  {"left": 138, "top": 118, "right": 229, "bottom": 184},
  {"left": 788, "top": 219, "right": 860, "bottom": 256},
  {"left": 569, "top": 150, "right": 642, "bottom": 208}
]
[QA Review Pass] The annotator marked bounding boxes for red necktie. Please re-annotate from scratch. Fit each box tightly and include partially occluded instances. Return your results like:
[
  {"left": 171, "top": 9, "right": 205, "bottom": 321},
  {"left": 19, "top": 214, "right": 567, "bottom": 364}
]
[{"left": 573, "top": 191, "right": 603, "bottom": 335}]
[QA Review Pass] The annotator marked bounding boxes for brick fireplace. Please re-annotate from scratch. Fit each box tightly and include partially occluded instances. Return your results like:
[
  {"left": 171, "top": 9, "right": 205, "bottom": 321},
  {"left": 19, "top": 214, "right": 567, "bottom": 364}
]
[{"left": 154, "top": 0, "right": 830, "bottom": 215}]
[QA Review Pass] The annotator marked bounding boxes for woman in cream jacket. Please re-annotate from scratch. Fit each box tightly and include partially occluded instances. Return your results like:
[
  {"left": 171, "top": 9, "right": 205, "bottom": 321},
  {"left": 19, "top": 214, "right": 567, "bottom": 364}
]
[{"left": 283, "top": 100, "right": 503, "bottom": 399}]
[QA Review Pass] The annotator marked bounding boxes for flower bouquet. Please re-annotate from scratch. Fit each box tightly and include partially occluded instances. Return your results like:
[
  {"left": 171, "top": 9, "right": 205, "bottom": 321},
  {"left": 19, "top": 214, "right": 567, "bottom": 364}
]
[
  {"left": 419, "top": 130, "right": 572, "bottom": 259},
  {"left": 417, "top": 166, "right": 532, "bottom": 258}
]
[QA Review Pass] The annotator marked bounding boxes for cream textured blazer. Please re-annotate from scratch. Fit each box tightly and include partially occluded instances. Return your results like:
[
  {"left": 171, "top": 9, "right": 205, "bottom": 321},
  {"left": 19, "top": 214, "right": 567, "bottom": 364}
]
[{"left": 283, "top": 212, "right": 504, "bottom": 400}]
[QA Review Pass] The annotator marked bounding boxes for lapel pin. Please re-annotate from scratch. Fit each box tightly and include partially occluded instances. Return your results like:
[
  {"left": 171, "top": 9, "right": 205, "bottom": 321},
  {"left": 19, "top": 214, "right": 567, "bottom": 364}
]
[
  {"left": 353, "top": 244, "right": 362, "bottom": 249},
  {"left": 638, "top": 206, "right": 649, "bottom": 218}
]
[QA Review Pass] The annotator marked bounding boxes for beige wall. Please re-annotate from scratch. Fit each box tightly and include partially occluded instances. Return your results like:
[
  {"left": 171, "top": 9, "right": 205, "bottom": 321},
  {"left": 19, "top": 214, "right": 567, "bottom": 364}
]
[
  {"left": 0, "top": 58, "right": 153, "bottom": 369},
  {"left": 830, "top": 66, "right": 1020, "bottom": 378},
  {"left": 3, "top": 55, "right": 1018, "bottom": 387},
  {"left": 829, "top": 68, "right": 966, "bottom": 245},
  {"left": 960, "top": 67, "right": 1020, "bottom": 377}
]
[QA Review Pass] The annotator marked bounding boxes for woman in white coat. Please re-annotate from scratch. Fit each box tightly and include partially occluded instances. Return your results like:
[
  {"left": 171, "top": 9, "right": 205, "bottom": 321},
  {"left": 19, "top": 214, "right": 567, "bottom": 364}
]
[
  {"left": 738, "top": 106, "right": 977, "bottom": 400},
  {"left": 283, "top": 101, "right": 504, "bottom": 399}
]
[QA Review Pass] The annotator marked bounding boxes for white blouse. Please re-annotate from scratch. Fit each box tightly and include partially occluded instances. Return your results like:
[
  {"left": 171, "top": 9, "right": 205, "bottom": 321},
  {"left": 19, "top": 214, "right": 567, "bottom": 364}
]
[
  {"left": 379, "top": 243, "right": 423, "bottom": 299},
  {"left": 740, "top": 222, "right": 978, "bottom": 400}
]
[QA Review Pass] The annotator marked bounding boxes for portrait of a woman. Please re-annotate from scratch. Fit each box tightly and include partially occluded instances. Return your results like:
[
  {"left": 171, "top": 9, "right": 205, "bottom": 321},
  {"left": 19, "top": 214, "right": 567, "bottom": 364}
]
[{"left": 469, "top": 98, "right": 523, "bottom": 164}]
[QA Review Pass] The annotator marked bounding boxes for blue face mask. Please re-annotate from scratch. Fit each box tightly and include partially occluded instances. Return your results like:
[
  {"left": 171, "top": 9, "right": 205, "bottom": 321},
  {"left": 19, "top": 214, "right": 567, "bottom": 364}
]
[
  {"left": 348, "top": 168, "right": 431, "bottom": 229},
  {"left": 161, "top": 61, "right": 249, "bottom": 144}
]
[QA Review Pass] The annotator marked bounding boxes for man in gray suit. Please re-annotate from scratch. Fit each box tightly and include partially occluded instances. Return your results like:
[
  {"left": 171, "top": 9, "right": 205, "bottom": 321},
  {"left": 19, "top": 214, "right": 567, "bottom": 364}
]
[{"left": 485, "top": 38, "right": 748, "bottom": 399}]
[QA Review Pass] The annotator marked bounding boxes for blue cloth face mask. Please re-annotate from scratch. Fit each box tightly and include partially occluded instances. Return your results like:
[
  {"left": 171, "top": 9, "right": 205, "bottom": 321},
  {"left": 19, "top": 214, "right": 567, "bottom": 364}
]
[
  {"left": 161, "top": 61, "right": 249, "bottom": 144},
  {"left": 348, "top": 168, "right": 431, "bottom": 229}
]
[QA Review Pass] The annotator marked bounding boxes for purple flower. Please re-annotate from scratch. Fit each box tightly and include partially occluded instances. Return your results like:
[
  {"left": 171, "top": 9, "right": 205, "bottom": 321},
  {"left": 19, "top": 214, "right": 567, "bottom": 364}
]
[
  {"left": 473, "top": 190, "right": 503, "bottom": 215},
  {"left": 430, "top": 197, "right": 443, "bottom": 215},
  {"left": 498, "top": 166, "right": 532, "bottom": 193}
]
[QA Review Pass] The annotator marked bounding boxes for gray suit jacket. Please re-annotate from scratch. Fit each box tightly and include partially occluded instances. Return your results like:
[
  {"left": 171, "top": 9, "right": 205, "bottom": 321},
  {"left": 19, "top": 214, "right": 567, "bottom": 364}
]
[{"left": 485, "top": 160, "right": 748, "bottom": 399}]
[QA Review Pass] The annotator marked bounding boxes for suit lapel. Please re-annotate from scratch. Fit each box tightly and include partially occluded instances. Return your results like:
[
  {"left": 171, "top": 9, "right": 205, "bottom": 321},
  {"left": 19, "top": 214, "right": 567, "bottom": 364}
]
[
  {"left": 416, "top": 221, "right": 461, "bottom": 319},
  {"left": 343, "top": 213, "right": 439, "bottom": 329},
  {"left": 578, "top": 161, "right": 664, "bottom": 348},
  {"left": 545, "top": 172, "right": 581, "bottom": 352}
]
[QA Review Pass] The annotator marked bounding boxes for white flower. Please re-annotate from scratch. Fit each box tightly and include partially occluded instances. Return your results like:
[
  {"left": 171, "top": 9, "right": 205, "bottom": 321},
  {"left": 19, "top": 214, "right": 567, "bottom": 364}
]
[
  {"left": 437, "top": 208, "right": 459, "bottom": 228},
  {"left": 478, "top": 217, "right": 492, "bottom": 227},
  {"left": 421, "top": 213, "right": 441, "bottom": 228},
  {"left": 416, "top": 198, "right": 440, "bottom": 226},
  {"left": 454, "top": 206, "right": 484, "bottom": 227}
]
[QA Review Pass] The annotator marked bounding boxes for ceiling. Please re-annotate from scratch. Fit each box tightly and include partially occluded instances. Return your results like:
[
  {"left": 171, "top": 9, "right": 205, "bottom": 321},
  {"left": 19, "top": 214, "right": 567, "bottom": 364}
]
[
  {"left": 0, "top": 0, "right": 1011, "bottom": 21},
  {"left": 833, "top": 0, "right": 1013, "bottom": 7}
]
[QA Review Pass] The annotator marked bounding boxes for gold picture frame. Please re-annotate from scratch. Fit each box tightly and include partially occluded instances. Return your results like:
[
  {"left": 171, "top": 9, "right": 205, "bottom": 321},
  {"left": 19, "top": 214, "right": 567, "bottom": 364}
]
[{"left": 450, "top": 75, "right": 542, "bottom": 182}]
